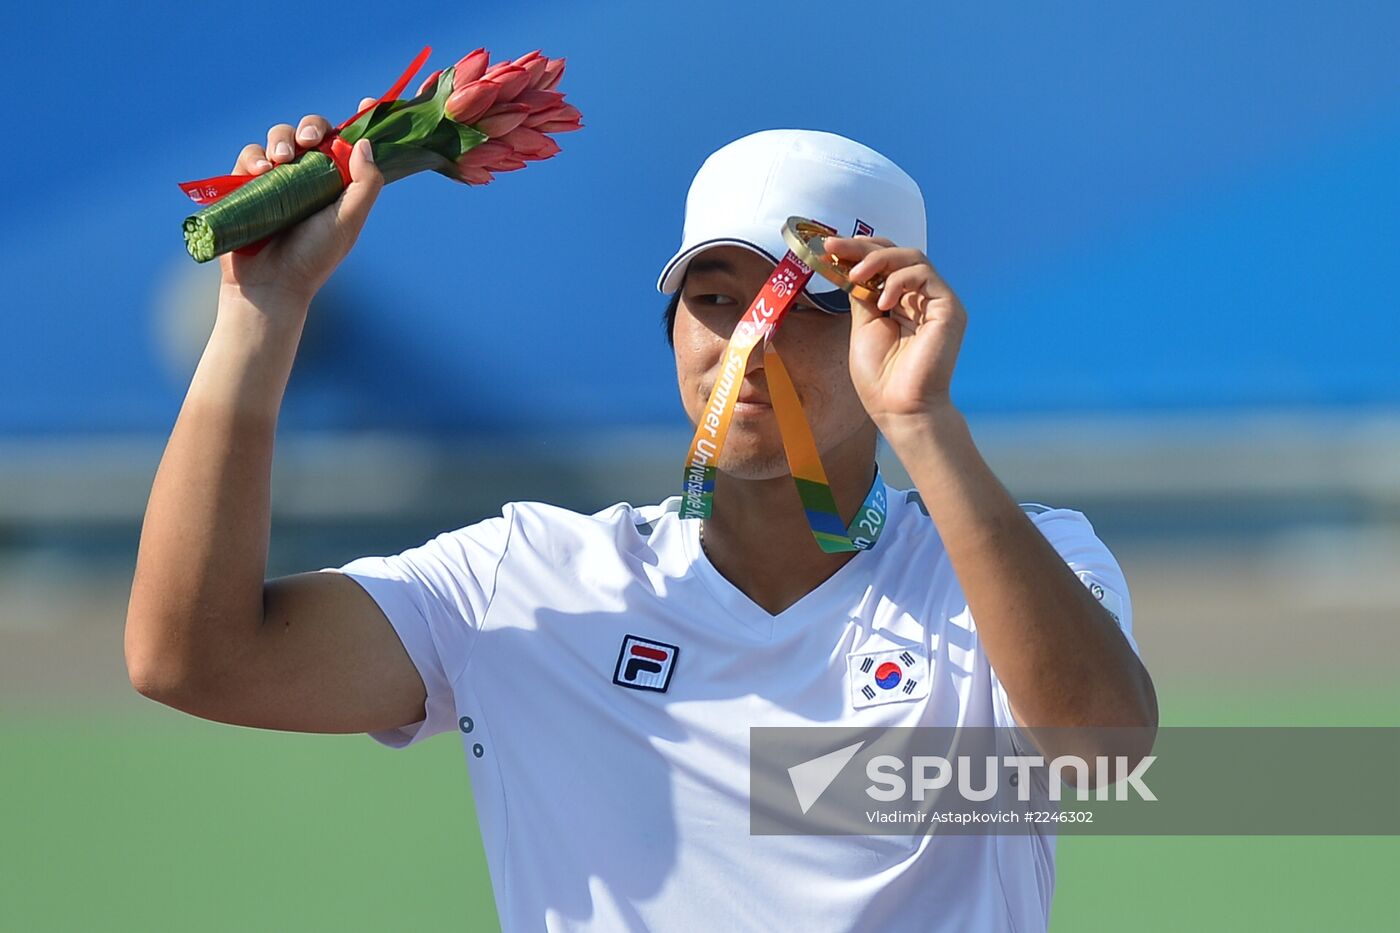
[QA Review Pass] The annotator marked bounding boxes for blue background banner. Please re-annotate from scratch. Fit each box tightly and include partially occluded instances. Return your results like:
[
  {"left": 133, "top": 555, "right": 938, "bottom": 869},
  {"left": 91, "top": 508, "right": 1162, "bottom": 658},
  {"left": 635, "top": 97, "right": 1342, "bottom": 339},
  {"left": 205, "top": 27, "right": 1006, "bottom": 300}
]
[{"left": 3, "top": 0, "right": 1396, "bottom": 435}]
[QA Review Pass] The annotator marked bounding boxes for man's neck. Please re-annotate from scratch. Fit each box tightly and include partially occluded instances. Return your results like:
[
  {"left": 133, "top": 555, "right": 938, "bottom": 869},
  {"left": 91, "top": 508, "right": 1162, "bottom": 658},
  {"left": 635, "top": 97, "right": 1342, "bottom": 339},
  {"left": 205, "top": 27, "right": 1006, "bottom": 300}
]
[{"left": 699, "top": 425, "right": 880, "bottom": 616}]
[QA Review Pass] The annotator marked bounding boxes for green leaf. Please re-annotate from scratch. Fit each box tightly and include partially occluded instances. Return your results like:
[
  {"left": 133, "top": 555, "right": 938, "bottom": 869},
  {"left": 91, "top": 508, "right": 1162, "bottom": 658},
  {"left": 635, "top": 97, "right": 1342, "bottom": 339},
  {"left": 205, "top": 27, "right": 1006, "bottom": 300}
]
[
  {"left": 336, "top": 72, "right": 481, "bottom": 181},
  {"left": 339, "top": 67, "right": 454, "bottom": 146},
  {"left": 406, "top": 65, "right": 453, "bottom": 106},
  {"left": 364, "top": 69, "right": 455, "bottom": 147},
  {"left": 338, "top": 99, "right": 397, "bottom": 145},
  {"left": 370, "top": 143, "right": 462, "bottom": 184},
  {"left": 421, "top": 120, "right": 489, "bottom": 161},
  {"left": 452, "top": 122, "right": 489, "bottom": 152}
]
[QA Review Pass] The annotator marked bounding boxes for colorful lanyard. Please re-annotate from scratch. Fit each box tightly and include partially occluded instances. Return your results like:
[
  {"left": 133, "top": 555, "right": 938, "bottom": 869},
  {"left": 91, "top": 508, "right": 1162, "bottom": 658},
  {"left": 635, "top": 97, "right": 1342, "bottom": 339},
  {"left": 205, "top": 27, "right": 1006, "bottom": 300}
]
[{"left": 678, "top": 248, "right": 889, "bottom": 553}]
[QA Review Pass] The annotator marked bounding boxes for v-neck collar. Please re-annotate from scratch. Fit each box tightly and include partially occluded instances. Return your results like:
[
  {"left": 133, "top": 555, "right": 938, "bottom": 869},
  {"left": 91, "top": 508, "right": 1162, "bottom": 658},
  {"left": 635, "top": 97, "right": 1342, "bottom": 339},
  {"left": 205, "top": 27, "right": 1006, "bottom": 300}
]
[{"left": 681, "top": 481, "right": 899, "bottom": 640}]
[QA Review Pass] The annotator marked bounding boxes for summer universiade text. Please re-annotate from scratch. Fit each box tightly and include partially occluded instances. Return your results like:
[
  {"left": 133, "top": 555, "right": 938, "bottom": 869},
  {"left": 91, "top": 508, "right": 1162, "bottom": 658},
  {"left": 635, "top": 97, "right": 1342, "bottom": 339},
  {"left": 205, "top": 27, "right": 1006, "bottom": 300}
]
[{"left": 682, "top": 298, "right": 781, "bottom": 514}]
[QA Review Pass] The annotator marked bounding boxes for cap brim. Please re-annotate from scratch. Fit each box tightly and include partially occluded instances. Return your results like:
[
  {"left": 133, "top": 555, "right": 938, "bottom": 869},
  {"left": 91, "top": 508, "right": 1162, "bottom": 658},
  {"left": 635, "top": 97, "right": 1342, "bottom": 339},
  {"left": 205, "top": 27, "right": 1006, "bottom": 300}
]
[
  {"left": 807, "top": 287, "right": 851, "bottom": 313},
  {"left": 657, "top": 236, "right": 851, "bottom": 315}
]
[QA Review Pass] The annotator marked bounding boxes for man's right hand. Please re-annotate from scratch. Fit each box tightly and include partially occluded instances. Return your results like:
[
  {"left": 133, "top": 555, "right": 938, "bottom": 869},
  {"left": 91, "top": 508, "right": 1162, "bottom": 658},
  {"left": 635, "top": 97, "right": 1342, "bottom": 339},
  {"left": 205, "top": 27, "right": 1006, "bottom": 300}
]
[{"left": 218, "top": 98, "right": 385, "bottom": 309}]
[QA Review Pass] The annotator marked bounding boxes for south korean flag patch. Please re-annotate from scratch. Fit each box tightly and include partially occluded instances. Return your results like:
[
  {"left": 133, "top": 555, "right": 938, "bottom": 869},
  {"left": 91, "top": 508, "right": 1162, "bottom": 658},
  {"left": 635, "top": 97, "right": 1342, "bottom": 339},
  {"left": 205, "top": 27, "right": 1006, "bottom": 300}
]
[{"left": 848, "top": 645, "right": 930, "bottom": 709}]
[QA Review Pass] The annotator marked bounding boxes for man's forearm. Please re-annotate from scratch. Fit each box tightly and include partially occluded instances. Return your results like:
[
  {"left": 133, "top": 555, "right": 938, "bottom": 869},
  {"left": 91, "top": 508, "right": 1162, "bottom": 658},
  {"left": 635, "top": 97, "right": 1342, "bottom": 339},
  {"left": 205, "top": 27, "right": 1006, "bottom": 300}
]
[
  {"left": 881, "top": 405, "right": 1157, "bottom": 731},
  {"left": 125, "top": 289, "right": 309, "bottom": 698}
]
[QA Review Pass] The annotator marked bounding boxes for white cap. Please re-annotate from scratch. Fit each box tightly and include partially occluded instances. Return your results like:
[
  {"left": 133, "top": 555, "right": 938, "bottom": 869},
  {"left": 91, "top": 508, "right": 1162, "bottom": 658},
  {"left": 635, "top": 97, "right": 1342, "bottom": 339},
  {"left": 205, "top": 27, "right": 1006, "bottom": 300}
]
[{"left": 656, "top": 129, "right": 927, "bottom": 313}]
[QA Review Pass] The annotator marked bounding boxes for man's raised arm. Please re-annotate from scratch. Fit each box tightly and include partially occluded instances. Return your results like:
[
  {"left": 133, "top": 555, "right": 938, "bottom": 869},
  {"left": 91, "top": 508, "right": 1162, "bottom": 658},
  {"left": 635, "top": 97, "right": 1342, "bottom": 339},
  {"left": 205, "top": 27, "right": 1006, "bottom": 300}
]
[{"left": 125, "top": 107, "right": 425, "bottom": 734}]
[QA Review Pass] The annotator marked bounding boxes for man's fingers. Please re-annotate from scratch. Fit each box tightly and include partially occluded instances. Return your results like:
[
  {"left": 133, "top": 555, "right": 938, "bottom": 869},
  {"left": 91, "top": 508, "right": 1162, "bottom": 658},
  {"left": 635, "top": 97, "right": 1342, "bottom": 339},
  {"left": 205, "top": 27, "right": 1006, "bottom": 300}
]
[
  {"left": 266, "top": 123, "right": 298, "bottom": 164},
  {"left": 821, "top": 236, "right": 880, "bottom": 263},
  {"left": 823, "top": 234, "right": 895, "bottom": 254},
  {"left": 333, "top": 139, "right": 384, "bottom": 240},
  {"left": 847, "top": 247, "right": 927, "bottom": 286},
  {"left": 875, "top": 265, "right": 933, "bottom": 313},
  {"left": 233, "top": 142, "right": 274, "bottom": 176},
  {"left": 231, "top": 100, "right": 374, "bottom": 176},
  {"left": 822, "top": 236, "right": 906, "bottom": 288},
  {"left": 294, "top": 113, "right": 333, "bottom": 148}
]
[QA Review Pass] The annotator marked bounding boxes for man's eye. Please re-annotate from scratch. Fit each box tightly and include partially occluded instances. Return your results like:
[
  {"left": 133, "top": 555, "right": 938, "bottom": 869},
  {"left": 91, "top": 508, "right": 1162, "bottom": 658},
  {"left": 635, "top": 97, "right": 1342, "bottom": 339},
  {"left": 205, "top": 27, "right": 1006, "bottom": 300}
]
[{"left": 693, "top": 294, "right": 737, "bottom": 306}]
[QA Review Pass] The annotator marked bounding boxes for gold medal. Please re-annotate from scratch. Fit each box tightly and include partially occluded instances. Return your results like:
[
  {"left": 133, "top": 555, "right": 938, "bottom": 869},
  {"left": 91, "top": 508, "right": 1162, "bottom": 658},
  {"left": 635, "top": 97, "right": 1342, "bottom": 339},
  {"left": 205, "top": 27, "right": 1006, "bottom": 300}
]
[{"left": 781, "top": 216, "right": 884, "bottom": 305}]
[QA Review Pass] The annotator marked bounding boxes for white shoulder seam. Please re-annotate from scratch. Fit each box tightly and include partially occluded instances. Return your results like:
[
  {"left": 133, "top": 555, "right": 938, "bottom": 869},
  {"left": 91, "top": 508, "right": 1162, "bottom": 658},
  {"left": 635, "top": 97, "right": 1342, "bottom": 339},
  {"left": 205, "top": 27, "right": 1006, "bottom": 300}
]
[{"left": 457, "top": 502, "right": 517, "bottom": 679}]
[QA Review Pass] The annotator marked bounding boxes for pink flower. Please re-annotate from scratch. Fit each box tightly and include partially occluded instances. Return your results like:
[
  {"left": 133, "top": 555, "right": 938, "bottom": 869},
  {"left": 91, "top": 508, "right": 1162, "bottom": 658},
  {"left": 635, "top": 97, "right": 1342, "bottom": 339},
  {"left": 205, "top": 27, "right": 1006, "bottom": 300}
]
[
  {"left": 513, "top": 51, "right": 549, "bottom": 87},
  {"left": 444, "top": 81, "right": 500, "bottom": 125},
  {"left": 524, "top": 100, "right": 580, "bottom": 128},
  {"left": 453, "top": 48, "right": 490, "bottom": 88},
  {"left": 533, "top": 117, "right": 583, "bottom": 134},
  {"left": 514, "top": 89, "right": 566, "bottom": 114},
  {"left": 457, "top": 141, "right": 515, "bottom": 169},
  {"left": 441, "top": 47, "right": 580, "bottom": 182},
  {"left": 457, "top": 165, "right": 495, "bottom": 186},
  {"left": 414, "top": 69, "right": 443, "bottom": 98},
  {"left": 515, "top": 134, "right": 561, "bottom": 161},
  {"left": 525, "top": 101, "right": 582, "bottom": 134},
  {"left": 475, "top": 102, "right": 531, "bottom": 138},
  {"left": 537, "top": 58, "right": 566, "bottom": 91},
  {"left": 498, "top": 126, "right": 553, "bottom": 158},
  {"left": 548, "top": 102, "right": 582, "bottom": 124},
  {"left": 523, "top": 105, "right": 565, "bottom": 129},
  {"left": 484, "top": 64, "right": 531, "bottom": 102}
]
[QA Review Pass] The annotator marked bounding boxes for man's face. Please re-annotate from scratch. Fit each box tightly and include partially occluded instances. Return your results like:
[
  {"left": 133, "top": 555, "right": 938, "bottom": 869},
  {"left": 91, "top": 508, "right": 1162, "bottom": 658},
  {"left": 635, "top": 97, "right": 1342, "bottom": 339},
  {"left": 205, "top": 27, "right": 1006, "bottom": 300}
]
[{"left": 672, "top": 245, "right": 873, "bottom": 480}]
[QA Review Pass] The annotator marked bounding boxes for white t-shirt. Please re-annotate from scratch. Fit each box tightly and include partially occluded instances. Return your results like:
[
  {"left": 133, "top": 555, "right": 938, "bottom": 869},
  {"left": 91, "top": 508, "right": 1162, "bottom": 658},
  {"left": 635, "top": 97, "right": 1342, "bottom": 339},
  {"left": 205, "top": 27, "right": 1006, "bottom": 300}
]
[{"left": 323, "top": 483, "right": 1139, "bottom": 933}]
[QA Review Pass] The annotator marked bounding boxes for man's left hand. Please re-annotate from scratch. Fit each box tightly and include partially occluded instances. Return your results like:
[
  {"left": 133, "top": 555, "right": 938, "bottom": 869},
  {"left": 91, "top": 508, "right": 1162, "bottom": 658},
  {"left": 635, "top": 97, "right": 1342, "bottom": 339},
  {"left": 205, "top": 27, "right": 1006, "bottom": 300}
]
[{"left": 822, "top": 236, "right": 966, "bottom": 429}]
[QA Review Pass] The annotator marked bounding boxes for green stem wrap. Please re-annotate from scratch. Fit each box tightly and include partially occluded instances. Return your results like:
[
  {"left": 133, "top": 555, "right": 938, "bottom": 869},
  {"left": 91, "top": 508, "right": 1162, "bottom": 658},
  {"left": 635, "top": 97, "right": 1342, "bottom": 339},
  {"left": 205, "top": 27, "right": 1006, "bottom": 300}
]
[{"left": 181, "top": 151, "right": 346, "bottom": 263}]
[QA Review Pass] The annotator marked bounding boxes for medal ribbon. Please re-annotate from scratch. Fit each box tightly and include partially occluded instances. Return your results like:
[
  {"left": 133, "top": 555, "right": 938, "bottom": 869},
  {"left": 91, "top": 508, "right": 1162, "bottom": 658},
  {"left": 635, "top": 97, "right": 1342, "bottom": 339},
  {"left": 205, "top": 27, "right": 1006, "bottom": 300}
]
[
  {"left": 678, "top": 249, "right": 889, "bottom": 553},
  {"left": 765, "top": 348, "right": 889, "bottom": 551}
]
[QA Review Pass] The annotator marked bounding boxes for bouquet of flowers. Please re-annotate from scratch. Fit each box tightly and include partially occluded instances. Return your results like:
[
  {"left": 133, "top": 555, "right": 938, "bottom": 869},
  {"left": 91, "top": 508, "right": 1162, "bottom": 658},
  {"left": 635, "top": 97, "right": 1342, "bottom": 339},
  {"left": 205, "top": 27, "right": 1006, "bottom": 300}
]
[{"left": 178, "top": 45, "right": 582, "bottom": 262}]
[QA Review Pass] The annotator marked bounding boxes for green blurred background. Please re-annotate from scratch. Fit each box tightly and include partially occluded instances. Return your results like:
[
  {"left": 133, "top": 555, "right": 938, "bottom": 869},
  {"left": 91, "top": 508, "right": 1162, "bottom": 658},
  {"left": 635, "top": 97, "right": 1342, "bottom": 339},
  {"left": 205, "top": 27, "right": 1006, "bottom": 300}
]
[{"left": 4, "top": 457, "right": 1397, "bottom": 931}]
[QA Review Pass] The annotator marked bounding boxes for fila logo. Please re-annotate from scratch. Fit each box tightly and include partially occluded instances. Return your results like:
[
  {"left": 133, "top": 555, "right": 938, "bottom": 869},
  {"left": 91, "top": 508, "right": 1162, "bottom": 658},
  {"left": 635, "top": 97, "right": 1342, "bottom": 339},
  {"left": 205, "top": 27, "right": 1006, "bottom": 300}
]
[
  {"left": 613, "top": 635, "right": 680, "bottom": 692},
  {"left": 848, "top": 644, "right": 930, "bottom": 709},
  {"left": 852, "top": 219, "right": 874, "bottom": 237}
]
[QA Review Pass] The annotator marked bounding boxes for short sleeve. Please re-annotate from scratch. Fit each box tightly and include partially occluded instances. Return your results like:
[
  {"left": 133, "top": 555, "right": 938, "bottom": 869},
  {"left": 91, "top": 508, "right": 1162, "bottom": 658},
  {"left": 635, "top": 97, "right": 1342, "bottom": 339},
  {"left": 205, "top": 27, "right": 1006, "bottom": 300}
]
[
  {"left": 318, "top": 507, "right": 514, "bottom": 749},
  {"left": 990, "top": 506, "right": 1140, "bottom": 743}
]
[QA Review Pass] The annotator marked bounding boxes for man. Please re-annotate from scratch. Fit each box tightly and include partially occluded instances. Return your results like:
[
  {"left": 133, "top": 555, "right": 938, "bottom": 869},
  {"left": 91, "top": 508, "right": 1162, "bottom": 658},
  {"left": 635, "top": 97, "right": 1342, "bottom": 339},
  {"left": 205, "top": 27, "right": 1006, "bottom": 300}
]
[{"left": 127, "top": 115, "right": 1156, "bottom": 931}]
